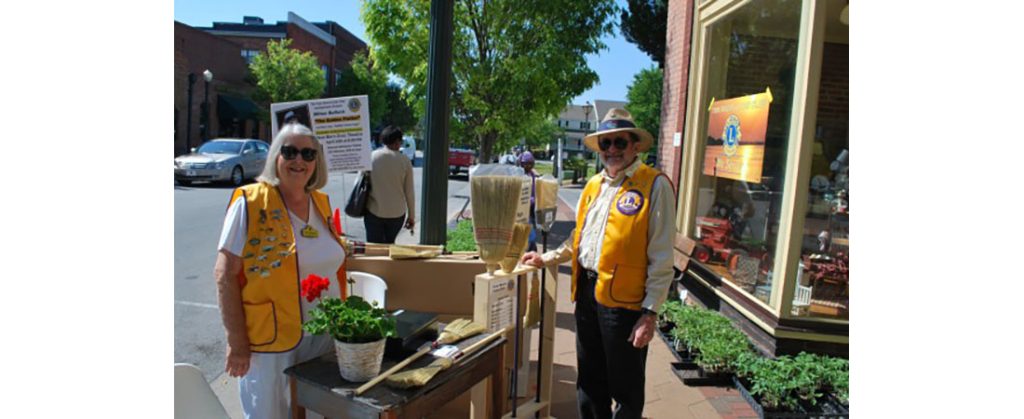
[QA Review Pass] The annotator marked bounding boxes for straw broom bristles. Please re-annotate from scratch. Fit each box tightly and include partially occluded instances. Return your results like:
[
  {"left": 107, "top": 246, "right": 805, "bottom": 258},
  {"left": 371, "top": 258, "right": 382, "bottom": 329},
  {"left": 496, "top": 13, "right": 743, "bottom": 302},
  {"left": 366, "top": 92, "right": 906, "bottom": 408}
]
[
  {"left": 471, "top": 175, "right": 524, "bottom": 273},
  {"left": 385, "top": 357, "right": 454, "bottom": 389},
  {"left": 535, "top": 177, "right": 559, "bottom": 211},
  {"left": 389, "top": 244, "right": 443, "bottom": 259},
  {"left": 436, "top": 318, "right": 486, "bottom": 345},
  {"left": 499, "top": 223, "right": 531, "bottom": 273}
]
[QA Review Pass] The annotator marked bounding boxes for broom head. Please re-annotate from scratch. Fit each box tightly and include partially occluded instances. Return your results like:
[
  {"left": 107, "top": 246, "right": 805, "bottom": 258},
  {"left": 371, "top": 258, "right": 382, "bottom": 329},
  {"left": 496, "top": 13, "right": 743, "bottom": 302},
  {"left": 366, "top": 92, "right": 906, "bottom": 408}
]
[
  {"left": 471, "top": 175, "right": 524, "bottom": 272},
  {"left": 499, "top": 223, "right": 531, "bottom": 273},
  {"left": 436, "top": 318, "right": 486, "bottom": 345},
  {"left": 384, "top": 357, "right": 454, "bottom": 389}
]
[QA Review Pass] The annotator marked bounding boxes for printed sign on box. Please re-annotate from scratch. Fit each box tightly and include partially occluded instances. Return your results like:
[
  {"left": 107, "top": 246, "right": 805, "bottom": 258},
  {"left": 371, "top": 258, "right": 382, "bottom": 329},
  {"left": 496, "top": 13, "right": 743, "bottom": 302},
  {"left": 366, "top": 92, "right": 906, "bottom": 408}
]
[
  {"left": 702, "top": 88, "right": 772, "bottom": 183},
  {"left": 270, "top": 95, "right": 372, "bottom": 173}
]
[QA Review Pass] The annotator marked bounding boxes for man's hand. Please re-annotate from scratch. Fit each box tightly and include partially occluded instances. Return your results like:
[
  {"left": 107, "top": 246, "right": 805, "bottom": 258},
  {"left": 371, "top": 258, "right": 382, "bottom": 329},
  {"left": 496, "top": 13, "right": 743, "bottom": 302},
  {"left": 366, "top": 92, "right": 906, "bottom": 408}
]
[
  {"left": 520, "top": 251, "right": 544, "bottom": 268},
  {"left": 627, "top": 312, "right": 657, "bottom": 348},
  {"left": 225, "top": 342, "right": 251, "bottom": 377}
]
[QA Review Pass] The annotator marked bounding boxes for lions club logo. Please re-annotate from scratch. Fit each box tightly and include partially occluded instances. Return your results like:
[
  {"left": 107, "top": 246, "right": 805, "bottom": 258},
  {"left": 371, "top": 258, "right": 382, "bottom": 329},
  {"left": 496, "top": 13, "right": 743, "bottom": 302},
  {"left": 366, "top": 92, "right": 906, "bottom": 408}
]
[
  {"left": 348, "top": 98, "right": 362, "bottom": 112},
  {"left": 616, "top": 190, "right": 645, "bottom": 216},
  {"left": 722, "top": 114, "right": 741, "bottom": 157}
]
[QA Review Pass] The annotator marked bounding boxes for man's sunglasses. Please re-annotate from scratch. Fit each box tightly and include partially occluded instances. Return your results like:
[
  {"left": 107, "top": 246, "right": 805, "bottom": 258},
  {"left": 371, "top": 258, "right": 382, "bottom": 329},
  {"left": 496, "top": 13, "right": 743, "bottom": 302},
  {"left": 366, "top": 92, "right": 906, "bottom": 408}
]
[
  {"left": 280, "top": 145, "right": 318, "bottom": 162},
  {"left": 598, "top": 136, "right": 631, "bottom": 152}
]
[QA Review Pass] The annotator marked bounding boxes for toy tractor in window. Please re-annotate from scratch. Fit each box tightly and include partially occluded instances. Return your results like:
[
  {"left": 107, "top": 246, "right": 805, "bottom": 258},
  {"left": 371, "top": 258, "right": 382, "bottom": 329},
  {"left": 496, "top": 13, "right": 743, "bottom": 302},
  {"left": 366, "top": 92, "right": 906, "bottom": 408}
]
[{"left": 693, "top": 216, "right": 772, "bottom": 277}]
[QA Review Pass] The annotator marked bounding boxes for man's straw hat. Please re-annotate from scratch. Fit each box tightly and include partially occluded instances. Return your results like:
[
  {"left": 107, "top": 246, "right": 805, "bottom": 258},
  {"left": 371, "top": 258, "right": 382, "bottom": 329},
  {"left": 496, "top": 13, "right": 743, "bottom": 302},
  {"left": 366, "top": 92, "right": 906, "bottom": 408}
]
[{"left": 583, "top": 108, "right": 654, "bottom": 152}]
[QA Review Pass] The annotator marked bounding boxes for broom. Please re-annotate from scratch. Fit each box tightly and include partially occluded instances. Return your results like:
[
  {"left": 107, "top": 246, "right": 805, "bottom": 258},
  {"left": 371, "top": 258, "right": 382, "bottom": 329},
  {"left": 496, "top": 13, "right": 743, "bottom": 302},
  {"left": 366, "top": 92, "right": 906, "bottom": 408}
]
[
  {"left": 389, "top": 244, "right": 444, "bottom": 260},
  {"left": 385, "top": 328, "right": 507, "bottom": 389},
  {"left": 535, "top": 177, "right": 559, "bottom": 212},
  {"left": 471, "top": 175, "right": 524, "bottom": 273},
  {"left": 499, "top": 223, "right": 531, "bottom": 273},
  {"left": 353, "top": 319, "right": 486, "bottom": 395}
]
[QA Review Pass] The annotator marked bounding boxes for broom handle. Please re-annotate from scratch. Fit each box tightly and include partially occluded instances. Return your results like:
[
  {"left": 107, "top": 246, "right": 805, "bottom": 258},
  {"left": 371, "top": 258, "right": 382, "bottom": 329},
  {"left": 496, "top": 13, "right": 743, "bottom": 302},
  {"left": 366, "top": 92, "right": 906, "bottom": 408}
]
[
  {"left": 354, "top": 345, "right": 433, "bottom": 395},
  {"left": 456, "top": 328, "right": 509, "bottom": 362}
]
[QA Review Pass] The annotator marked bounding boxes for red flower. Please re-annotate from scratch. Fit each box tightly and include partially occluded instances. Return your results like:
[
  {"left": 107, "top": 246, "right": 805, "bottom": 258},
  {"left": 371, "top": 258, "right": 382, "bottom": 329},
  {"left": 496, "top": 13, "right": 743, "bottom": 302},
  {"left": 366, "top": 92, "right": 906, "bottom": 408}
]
[{"left": 301, "top": 274, "right": 331, "bottom": 302}]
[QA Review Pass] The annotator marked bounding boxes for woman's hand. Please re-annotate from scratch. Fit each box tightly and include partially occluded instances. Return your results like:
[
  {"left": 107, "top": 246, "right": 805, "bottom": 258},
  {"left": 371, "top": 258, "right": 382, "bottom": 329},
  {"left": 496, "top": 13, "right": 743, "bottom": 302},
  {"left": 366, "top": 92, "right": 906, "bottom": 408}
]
[
  {"left": 404, "top": 216, "right": 416, "bottom": 230},
  {"left": 225, "top": 342, "right": 251, "bottom": 377},
  {"left": 520, "top": 251, "right": 544, "bottom": 268}
]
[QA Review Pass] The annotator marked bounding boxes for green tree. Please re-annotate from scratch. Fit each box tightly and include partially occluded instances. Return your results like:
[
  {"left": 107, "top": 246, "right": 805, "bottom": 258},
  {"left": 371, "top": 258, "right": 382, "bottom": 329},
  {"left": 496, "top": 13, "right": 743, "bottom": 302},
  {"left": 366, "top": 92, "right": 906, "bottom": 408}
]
[
  {"left": 384, "top": 82, "right": 418, "bottom": 132},
  {"left": 626, "top": 66, "right": 663, "bottom": 148},
  {"left": 333, "top": 50, "right": 390, "bottom": 128},
  {"left": 249, "top": 39, "right": 325, "bottom": 103},
  {"left": 620, "top": 0, "right": 668, "bottom": 68},
  {"left": 514, "top": 115, "right": 564, "bottom": 153},
  {"left": 362, "top": 0, "right": 617, "bottom": 163}
]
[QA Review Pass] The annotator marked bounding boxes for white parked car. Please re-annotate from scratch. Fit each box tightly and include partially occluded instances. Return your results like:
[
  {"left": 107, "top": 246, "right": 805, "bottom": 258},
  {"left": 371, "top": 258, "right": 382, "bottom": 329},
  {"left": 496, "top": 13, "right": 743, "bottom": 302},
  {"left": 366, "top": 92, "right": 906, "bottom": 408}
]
[
  {"left": 174, "top": 139, "right": 269, "bottom": 186},
  {"left": 399, "top": 136, "right": 416, "bottom": 163}
]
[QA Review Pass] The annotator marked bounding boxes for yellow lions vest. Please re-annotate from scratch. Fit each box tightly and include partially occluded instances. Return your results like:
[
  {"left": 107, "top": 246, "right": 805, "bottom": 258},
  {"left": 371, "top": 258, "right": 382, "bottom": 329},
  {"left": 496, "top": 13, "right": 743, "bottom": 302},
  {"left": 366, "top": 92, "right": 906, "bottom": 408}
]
[
  {"left": 228, "top": 182, "right": 349, "bottom": 353},
  {"left": 571, "top": 164, "right": 664, "bottom": 311}
]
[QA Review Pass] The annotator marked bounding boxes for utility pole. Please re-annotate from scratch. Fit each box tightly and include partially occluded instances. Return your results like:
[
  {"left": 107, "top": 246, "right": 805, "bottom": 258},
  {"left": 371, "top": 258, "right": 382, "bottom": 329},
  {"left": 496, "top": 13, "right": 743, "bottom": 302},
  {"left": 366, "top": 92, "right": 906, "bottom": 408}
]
[{"left": 420, "top": 0, "right": 454, "bottom": 246}]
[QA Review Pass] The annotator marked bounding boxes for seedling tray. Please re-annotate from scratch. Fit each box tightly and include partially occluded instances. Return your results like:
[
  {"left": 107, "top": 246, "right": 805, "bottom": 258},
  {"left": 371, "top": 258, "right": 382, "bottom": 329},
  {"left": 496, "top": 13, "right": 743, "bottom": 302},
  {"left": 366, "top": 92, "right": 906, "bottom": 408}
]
[
  {"left": 733, "top": 376, "right": 849, "bottom": 419},
  {"left": 670, "top": 362, "right": 733, "bottom": 386}
]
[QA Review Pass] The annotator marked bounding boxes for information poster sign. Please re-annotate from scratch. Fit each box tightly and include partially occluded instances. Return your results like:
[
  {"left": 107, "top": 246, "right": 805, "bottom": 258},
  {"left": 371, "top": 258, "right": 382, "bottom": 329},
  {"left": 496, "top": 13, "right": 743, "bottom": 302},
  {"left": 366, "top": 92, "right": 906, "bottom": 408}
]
[{"left": 270, "top": 95, "right": 372, "bottom": 172}]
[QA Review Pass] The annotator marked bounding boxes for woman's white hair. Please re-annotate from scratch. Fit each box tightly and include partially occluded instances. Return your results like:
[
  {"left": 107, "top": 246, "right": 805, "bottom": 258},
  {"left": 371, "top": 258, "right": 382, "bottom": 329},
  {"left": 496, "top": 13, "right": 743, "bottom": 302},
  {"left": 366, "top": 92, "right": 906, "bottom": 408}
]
[{"left": 257, "top": 123, "right": 328, "bottom": 192}]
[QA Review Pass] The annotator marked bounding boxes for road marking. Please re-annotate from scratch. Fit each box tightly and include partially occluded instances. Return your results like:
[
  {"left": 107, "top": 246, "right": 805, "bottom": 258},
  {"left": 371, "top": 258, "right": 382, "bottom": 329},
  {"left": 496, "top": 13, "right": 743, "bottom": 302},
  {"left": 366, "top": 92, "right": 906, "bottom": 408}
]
[{"left": 176, "top": 300, "right": 219, "bottom": 309}]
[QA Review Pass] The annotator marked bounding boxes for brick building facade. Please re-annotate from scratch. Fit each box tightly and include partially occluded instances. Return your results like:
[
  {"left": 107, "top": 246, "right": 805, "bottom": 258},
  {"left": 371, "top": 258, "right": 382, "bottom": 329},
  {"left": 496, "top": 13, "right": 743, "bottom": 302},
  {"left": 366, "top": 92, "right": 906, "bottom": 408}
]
[{"left": 174, "top": 13, "right": 367, "bottom": 157}]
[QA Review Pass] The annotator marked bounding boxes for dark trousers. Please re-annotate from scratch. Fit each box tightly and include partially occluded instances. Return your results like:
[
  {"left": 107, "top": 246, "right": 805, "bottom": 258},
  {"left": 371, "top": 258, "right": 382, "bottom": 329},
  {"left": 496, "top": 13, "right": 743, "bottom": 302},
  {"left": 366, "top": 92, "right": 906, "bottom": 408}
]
[
  {"left": 363, "top": 211, "right": 405, "bottom": 244},
  {"left": 576, "top": 269, "right": 648, "bottom": 419}
]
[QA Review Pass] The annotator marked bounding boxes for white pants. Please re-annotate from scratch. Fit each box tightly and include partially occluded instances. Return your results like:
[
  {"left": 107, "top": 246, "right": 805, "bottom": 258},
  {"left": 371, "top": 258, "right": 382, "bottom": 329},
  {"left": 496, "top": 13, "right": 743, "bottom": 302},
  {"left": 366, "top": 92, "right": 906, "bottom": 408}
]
[{"left": 239, "top": 334, "right": 334, "bottom": 419}]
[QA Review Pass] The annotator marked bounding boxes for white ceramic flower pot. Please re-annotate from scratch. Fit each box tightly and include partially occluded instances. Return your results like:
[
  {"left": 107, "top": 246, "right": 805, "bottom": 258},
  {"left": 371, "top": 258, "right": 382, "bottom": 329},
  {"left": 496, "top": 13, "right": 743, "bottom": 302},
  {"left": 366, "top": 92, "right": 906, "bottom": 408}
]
[{"left": 334, "top": 338, "right": 386, "bottom": 382}]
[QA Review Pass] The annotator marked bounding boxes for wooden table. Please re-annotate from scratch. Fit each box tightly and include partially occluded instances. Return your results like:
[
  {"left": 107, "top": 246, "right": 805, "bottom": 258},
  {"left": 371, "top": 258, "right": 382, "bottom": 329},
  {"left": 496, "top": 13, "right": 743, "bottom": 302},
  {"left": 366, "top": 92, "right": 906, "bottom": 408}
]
[{"left": 285, "top": 333, "right": 506, "bottom": 419}]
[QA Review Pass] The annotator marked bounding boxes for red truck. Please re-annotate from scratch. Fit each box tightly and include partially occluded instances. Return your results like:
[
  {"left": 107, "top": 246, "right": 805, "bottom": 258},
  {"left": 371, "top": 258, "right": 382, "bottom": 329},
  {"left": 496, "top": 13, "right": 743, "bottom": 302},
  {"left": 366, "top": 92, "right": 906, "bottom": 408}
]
[{"left": 449, "top": 148, "right": 476, "bottom": 176}]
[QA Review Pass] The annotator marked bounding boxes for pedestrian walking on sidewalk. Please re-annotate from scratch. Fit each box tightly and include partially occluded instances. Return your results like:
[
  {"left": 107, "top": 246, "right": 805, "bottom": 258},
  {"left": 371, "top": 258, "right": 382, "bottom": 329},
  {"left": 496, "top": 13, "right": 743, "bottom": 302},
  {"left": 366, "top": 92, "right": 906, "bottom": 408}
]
[
  {"left": 521, "top": 108, "right": 676, "bottom": 419},
  {"left": 365, "top": 126, "right": 416, "bottom": 244},
  {"left": 214, "top": 122, "right": 353, "bottom": 419}
]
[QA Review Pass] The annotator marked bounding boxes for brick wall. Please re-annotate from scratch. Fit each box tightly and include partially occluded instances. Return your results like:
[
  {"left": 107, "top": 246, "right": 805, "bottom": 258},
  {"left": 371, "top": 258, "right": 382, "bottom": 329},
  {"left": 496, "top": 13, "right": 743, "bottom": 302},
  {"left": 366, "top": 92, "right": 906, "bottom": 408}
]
[
  {"left": 816, "top": 42, "right": 849, "bottom": 160},
  {"left": 220, "top": 35, "right": 278, "bottom": 53},
  {"left": 174, "top": 22, "right": 252, "bottom": 156},
  {"left": 658, "top": 0, "right": 696, "bottom": 192},
  {"left": 287, "top": 24, "right": 333, "bottom": 92}
]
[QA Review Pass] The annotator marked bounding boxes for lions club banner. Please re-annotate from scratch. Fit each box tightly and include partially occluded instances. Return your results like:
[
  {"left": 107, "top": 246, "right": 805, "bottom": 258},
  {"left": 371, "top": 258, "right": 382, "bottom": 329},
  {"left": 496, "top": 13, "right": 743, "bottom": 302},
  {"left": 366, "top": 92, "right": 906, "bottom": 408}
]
[{"left": 702, "top": 88, "right": 772, "bottom": 183}]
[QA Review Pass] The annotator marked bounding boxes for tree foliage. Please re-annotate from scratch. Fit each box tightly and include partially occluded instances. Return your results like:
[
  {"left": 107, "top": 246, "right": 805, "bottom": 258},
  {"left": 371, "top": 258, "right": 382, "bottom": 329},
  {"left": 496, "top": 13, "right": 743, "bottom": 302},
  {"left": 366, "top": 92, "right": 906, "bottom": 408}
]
[
  {"left": 249, "top": 39, "right": 326, "bottom": 103},
  {"left": 620, "top": 0, "right": 668, "bottom": 67},
  {"left": 362, "top": 0, "right": 617, "bottom": 163},
  {"left": 626, "top": 66, "right": 662, "bottom": 148},
  {"left": 384, "top": 82, "right": 418, "bottom": 132},
  {"left": 333, "top": 50, "right": 390, "bottom": 128}
]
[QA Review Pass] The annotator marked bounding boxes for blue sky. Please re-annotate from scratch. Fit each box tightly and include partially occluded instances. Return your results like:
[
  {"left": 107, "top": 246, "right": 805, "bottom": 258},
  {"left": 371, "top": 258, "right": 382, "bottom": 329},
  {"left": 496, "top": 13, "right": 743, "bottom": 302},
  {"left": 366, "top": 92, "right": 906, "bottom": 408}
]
[{"left": 174, "top": 0, "right": 656, "bottom": 106}]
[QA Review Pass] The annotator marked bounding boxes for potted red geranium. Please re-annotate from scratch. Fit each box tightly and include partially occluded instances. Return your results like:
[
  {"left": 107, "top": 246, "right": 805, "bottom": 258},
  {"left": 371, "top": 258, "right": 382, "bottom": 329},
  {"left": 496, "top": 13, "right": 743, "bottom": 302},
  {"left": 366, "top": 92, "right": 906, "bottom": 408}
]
[{"left": 300, "top": 274, "right": 396, "bottom": 382}]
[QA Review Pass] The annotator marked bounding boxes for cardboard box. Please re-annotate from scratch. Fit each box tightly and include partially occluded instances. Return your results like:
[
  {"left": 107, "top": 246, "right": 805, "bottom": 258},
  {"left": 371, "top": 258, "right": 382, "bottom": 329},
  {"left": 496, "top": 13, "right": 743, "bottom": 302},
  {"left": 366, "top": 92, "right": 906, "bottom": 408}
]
[{"left": 346, "top": 255, "right": 488, "bottom": 318}]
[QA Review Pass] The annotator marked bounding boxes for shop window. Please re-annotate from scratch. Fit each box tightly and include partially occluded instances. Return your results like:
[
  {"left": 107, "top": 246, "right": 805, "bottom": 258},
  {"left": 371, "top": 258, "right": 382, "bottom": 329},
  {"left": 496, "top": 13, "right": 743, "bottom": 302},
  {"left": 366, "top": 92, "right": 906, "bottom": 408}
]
[
  {"left": 241, "top": 49, "right": 260, "bottom": 64},
  {"left": 793, "top": 0, "right": 849, "bottom": 320},
  {"left": 690, "top": 0, "right": 801, "bottom": 306}
]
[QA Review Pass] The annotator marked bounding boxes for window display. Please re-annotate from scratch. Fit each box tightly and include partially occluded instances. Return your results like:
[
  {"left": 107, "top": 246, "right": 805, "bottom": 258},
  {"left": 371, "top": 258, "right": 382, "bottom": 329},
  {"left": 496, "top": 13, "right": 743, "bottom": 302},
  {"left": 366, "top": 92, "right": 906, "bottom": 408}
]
[
  {"left": 795, "top": 1, "right": 849, "bottom": 320},
  {"left": 689, "top": 0, "right": 802, "bottom": 306}
]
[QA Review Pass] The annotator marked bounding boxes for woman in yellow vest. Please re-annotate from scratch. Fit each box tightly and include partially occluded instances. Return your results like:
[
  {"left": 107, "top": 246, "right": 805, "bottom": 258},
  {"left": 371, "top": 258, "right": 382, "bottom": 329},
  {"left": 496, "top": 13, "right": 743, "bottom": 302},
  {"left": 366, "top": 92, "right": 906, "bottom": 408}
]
[
  {"left": 521, "top": 108, "right": 676, "bottom": 419},
  {"left": 213, "top": 122, "right": 350, "bottom": 419}
]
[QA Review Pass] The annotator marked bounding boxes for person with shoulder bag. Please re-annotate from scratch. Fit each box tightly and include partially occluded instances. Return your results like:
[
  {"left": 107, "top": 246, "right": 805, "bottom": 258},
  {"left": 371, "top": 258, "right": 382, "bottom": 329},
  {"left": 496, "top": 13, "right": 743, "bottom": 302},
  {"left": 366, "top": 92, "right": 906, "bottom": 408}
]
[{"left": 364, "top": 126, "right": 415, "bottom": 244}]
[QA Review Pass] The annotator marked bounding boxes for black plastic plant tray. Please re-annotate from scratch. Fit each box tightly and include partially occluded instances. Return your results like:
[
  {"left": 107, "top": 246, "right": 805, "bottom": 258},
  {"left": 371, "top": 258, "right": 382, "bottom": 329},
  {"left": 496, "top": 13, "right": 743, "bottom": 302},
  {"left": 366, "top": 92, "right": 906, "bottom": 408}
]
[
  {"left": 732, "top": 376, "right": 848, "bottom": 419},
  {"left": 670, "top": 362, "right": 733, "bottom": 386}
]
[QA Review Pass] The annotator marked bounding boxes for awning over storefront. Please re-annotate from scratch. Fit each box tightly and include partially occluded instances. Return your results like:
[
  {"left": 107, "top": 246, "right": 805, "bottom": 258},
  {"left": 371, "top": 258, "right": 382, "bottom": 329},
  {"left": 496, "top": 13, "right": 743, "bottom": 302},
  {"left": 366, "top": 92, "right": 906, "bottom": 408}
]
[{"left": 218, "top": 94, "right": 262, "bottom": 120}]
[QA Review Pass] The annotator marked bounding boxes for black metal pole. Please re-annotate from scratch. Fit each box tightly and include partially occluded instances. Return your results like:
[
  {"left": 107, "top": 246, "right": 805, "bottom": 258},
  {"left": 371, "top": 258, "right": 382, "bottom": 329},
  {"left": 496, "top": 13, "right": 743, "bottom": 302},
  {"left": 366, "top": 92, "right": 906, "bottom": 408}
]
[
  {"left": 512, "top": 273, "right": 523, "bottom": 417},
  {"left": 186, "top": 73, "right": 196, "bottom": 154},
  {"left": 202, "top": 79, "right": 210, "bottom": 141},
  {"left": 535, "top": 231, "right": 547, "bottom": 418},
  {"left": 420, "top": 0, "right": 454, "bottom": 245}
]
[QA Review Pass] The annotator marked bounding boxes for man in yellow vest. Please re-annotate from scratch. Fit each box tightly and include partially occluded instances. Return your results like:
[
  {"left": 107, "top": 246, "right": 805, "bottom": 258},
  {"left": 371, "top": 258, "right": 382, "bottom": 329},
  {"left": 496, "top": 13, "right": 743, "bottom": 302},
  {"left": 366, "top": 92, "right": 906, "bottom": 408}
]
[{"left": 522, "top": 108, "right": 675, "bottom": 419}]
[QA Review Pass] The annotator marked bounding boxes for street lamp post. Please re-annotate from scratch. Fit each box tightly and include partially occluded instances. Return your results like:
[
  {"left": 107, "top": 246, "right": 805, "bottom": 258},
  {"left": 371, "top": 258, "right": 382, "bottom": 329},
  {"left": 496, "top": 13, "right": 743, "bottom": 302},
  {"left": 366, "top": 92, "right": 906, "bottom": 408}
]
[
  {"left": 186, "top": 73, "right": 196, "bottom": 154},
  {"left": 201, "top": 69, "right": 213, "bottom": 141}
]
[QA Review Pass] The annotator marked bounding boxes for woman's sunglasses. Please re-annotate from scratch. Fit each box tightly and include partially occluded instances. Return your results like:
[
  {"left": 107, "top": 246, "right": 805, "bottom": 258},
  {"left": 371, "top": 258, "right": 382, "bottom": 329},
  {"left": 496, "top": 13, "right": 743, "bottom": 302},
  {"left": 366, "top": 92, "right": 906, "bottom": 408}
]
[
  {"left": 280, "top": 145, "right": 318, "bottom": 162},
  {"left": 598, "top": 136, "right": 631, "bottom": 152}
]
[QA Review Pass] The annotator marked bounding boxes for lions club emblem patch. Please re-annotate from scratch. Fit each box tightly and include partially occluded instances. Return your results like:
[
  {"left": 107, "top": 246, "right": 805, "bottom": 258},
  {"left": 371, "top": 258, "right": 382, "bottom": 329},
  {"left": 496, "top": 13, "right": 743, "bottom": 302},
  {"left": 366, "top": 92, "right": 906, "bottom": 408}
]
[
  {"left": 722, "top": 114, "right": 741, "bottom": 157},
  {"left": 616, "top": 190, "right": 644, "bottom": 215}
]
